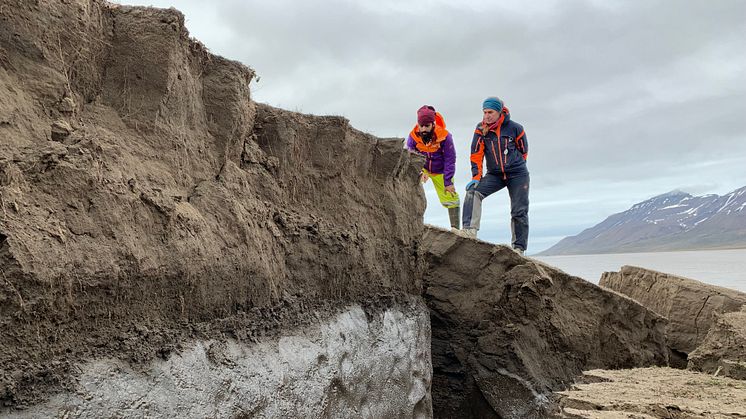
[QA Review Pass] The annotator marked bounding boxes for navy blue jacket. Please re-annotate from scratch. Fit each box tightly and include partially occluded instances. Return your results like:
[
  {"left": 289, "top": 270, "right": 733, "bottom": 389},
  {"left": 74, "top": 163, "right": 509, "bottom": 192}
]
[{"left": 469, "top": 108, "right": 528, "bottom": 180}]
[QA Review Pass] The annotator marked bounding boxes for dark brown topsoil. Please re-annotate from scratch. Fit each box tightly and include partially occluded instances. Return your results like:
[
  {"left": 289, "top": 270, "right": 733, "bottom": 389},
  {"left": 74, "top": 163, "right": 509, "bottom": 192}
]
[
  {"left": 1, "top": 0, "right": 426, "bottom": 409},
  {"left": 422, "top": 227, "right": 669, "bottom": 418},
  {"left": 600, "top": 266, "right": 746, "bottom": 356}
]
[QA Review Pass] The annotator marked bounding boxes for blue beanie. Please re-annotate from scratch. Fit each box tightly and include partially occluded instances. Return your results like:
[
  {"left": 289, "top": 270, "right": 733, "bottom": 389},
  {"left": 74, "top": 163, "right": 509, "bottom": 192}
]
[{"left": 482, "top": 97, "right": 503, "bottom": 112}]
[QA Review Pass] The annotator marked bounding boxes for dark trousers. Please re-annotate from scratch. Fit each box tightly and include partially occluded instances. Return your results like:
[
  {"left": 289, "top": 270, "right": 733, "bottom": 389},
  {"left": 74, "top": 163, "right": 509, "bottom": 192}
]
[{"left": 463, "top": 172, "right": 530, "bottom": 250}]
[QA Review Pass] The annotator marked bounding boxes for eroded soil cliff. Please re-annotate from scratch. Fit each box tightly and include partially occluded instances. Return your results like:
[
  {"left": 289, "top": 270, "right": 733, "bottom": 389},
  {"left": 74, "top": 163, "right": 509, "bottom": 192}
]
[
  {"left": 0, "top": 1, "right": 426, "bottom": 410},
  {"left": 422, "top": 227, "right": 668, "bottom": 418}
]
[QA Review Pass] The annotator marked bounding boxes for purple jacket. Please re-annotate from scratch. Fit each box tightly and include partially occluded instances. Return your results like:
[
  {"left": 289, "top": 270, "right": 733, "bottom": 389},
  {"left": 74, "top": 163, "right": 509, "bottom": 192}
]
[{"left": 406, "top": 131, "right": 457, "bottom": 186}]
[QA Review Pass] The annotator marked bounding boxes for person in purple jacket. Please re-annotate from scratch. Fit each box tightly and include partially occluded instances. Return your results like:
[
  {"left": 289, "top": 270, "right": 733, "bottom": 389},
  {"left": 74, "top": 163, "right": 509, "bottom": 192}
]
[{"left": 406, "top": 105, "right": 460, "bottom": 229}]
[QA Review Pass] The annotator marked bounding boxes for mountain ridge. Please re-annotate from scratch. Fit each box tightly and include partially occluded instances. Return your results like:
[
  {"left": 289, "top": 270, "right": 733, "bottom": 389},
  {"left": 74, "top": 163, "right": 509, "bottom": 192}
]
[{"left": 539, "top": 186, "right": 746, "bottom": 255}]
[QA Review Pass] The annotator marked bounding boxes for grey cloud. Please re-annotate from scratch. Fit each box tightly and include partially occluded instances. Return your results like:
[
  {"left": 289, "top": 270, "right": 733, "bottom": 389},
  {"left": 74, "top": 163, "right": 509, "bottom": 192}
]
[{"left": 122, "top": 0, "right": 746, "bottom": 252}]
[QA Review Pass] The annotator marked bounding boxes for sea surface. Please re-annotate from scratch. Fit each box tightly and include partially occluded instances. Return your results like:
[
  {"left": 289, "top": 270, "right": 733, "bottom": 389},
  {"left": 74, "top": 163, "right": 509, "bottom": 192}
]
[{"left": 534, "top": 248, "right": 746, "bottom": 293}]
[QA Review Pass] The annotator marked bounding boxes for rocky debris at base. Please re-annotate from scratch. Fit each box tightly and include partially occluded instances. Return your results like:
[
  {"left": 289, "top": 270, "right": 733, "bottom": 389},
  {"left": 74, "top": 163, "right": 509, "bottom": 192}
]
[
  {"left": 688, "top": 309, "right": 746, "bottom": 381},
  {"left": 555, "top": 367, "right": 746, "bottom": 418},
  {"left": 600, "top": 266, "right": 746, "bottom": 365},
  {"left": 422, "top": 227, "right": 668, "bottom": 418}
]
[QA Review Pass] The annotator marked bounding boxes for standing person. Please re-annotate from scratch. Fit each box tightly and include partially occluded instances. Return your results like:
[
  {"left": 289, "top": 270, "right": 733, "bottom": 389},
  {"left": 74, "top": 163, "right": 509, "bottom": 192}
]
[
  {"left": 461, "top": 97, "right": 529, "bottom": 254},
  {"left": 406, "top": 105, "right": 460, "bottom": 230}
]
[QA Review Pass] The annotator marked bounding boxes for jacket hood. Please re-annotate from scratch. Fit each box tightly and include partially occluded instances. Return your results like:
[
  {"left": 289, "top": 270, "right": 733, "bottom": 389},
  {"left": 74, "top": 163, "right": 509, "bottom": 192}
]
[{"left": 411, "top": 112, "right": 449, "bottom": 153}]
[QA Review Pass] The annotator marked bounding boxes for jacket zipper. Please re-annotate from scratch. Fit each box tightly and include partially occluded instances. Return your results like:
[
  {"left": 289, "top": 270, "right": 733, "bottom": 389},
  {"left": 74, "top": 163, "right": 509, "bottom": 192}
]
[
  {"left": 499, "top": 128, "right": 508, "bottom": 180},
  {"left": 490, "top": 141, "right": 503, "bottom": 179},
  {"left": 492, "top": 134, "right": 507, "bottom": 180}
]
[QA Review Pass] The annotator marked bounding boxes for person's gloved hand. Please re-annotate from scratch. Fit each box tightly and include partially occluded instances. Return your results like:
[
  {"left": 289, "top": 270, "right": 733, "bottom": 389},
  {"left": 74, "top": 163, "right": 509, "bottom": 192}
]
[{"left": 466, "top": 180, "right": 479, "bottom": 191}]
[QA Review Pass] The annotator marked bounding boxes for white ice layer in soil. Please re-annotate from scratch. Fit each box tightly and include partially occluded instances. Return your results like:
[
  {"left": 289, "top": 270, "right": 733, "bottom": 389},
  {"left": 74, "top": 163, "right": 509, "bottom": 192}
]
[{"left": 8, "top": 304, "right": 432, "bottom": 419}]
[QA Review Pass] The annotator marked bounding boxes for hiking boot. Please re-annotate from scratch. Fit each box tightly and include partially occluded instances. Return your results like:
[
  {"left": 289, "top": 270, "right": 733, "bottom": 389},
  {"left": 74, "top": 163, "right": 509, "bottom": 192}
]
[
  {"left": 455, "top": 228, "right": 477, "bottom": 239},
  {"left": 448, "top": 206, "right": 460, "bottom": 230}
]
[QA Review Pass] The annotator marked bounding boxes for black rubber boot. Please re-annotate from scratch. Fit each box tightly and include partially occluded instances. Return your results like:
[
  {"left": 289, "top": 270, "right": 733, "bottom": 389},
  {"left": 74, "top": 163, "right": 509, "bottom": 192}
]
[{"left": 448, "top": 206, "right": 460, "bottom": 230}]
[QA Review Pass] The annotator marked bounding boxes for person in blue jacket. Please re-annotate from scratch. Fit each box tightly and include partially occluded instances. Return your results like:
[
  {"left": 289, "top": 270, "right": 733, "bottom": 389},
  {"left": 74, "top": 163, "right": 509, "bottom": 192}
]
[{"left": 462, "top": 97, "right": 529, "bottom": 254}]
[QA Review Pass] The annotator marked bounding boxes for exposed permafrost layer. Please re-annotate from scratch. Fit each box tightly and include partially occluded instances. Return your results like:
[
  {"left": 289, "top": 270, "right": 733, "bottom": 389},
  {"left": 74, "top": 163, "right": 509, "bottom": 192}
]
[
  {"left": 5, "top": 303, "right": 432, "bottom": 418},
  {"left": 0, "top": 1, "right": 425, "bottom": 409}
]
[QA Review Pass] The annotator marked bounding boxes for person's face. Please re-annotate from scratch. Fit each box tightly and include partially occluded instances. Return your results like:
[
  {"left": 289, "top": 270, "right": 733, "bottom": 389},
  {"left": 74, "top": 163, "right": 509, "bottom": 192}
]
[
  {"left": 418, "top": 123, "right": 434, "bottom": 133},
  {"left": 483, "top": 109, "right": 499, "bottom": 124}
]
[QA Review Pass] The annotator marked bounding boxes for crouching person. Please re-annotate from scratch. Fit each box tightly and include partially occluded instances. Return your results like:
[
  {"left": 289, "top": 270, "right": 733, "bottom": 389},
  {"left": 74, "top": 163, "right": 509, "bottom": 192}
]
[{"left": 406, "top": 105, "right": 460, "bottom": 229}]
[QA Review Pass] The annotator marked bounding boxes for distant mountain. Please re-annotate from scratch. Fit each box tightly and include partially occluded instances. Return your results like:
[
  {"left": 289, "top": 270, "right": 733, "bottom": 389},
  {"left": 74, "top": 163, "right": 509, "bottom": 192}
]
[{"left": 539, "top": 186, "right": 746, "bottom": 255}]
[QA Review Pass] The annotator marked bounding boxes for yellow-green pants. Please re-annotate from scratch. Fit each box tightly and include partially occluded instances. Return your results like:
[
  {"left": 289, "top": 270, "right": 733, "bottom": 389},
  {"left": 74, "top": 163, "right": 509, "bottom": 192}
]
[{"left": 423, "top": 170, "right": 460, "bottom": 209}]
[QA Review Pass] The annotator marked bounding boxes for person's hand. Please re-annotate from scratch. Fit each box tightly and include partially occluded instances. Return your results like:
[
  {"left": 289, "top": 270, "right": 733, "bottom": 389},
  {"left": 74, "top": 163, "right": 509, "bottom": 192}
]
[
  {"left": 466, "top": 180, "right": 479, "bottom": 191},
  {"left": 420, "top": 172, "right": 429, "bottom": 183},
  {"left": 445, "top": 184, "right": 456, "bottom": 195}
]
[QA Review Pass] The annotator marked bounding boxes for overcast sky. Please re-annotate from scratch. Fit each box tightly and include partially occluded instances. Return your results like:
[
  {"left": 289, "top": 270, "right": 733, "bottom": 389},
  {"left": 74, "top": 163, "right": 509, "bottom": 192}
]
[{"left": 124, "top": 0, "right": 746, "bottom": 253}]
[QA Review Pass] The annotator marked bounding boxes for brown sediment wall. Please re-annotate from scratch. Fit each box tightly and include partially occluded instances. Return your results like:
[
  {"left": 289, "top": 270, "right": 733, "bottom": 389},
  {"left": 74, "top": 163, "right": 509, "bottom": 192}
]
[
  {"left": 1, "top": 1, "right": 429, "bottom": 415},
  {"left": 422, "top": 227, "right": 668, "bottom": 418}
]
